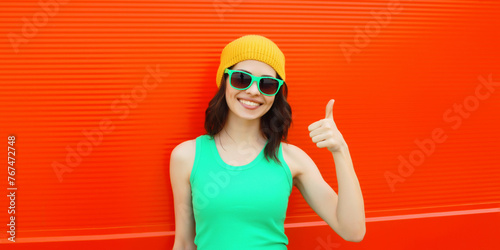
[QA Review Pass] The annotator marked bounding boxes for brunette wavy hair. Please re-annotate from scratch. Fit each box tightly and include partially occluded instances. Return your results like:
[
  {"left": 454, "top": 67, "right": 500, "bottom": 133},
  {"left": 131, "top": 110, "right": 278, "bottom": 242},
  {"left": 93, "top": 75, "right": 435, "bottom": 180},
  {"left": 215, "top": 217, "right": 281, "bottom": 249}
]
[{"left": 204, "top": 66, "right": 292, "bottom": 164}]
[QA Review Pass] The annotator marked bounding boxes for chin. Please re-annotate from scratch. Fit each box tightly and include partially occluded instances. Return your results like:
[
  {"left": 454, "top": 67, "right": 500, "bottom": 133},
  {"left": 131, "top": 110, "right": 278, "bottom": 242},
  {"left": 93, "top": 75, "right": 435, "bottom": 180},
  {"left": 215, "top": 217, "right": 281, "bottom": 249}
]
[{"left": 234, "top": 109, "right": 265, "bottom": 121}]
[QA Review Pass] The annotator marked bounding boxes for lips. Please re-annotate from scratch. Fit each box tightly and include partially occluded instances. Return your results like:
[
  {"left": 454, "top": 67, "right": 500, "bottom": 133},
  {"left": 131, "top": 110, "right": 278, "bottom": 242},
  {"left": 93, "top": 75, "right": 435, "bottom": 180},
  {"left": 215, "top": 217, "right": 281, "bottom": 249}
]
[{"left": 237, "top": 98, "right": 262, "bottom": 109}]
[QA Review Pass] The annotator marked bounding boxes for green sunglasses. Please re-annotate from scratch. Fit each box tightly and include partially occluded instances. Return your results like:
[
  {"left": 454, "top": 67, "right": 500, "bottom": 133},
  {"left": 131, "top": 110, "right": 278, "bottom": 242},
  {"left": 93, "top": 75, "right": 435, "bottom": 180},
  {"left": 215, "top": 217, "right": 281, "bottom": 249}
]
[{"left": 224, "top": 68, "right": 285, "bottom": 96}]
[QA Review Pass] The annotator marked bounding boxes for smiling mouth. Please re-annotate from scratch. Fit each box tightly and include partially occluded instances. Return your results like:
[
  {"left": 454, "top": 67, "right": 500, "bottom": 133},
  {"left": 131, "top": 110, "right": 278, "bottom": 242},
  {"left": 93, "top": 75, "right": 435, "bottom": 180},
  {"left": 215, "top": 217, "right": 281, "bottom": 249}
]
[{"left": 238, "top": 98, "right": 262, "bottom": 107}]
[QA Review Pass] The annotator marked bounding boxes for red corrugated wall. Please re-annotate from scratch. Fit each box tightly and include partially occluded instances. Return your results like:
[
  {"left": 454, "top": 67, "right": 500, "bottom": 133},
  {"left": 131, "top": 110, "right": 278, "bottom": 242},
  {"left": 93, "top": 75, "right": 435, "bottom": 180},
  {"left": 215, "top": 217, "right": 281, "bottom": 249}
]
[{"left": 1, "top": 0, "right": 499, "bottom": 249}]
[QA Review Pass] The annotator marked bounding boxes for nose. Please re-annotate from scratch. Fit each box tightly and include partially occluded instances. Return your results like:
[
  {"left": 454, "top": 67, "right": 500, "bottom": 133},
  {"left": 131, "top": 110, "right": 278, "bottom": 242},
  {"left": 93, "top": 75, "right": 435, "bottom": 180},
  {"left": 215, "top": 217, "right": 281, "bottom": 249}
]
[{"left": 245, "top": 80, "right": 260, "bottom": 95}]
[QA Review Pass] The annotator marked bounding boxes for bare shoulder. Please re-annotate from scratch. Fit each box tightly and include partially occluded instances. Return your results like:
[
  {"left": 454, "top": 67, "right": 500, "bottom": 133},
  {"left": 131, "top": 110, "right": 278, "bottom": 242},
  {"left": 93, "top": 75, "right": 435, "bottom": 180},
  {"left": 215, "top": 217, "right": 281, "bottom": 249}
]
[
  {"left": 169, "top": 139, "right": 196, "bottom": 178},
  {"left": 281, "top": 142, "right": 316, "bottom": 179}
]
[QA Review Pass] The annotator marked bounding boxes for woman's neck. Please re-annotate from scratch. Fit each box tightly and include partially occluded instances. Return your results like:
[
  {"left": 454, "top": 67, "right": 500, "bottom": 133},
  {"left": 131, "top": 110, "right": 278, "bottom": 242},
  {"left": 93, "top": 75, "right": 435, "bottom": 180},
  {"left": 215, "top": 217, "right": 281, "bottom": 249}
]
[{"left": 216, "top": 111, "right": 267, "bottom": 150}]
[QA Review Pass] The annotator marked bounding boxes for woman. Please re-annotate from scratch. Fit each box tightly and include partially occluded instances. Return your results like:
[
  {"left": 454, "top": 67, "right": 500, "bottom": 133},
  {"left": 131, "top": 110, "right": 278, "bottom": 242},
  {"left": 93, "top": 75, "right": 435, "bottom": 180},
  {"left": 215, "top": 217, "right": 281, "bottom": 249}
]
[{"left": 170, "top": 35, "right": 365, "bottom": 249}]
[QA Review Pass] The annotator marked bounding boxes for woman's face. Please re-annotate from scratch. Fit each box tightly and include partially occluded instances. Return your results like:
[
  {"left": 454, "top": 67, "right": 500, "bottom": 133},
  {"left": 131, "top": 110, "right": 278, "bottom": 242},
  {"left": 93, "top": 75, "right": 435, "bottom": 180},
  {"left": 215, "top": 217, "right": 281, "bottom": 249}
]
[{"left": 225, "top": 60, "right": 277, "bottom": 121}]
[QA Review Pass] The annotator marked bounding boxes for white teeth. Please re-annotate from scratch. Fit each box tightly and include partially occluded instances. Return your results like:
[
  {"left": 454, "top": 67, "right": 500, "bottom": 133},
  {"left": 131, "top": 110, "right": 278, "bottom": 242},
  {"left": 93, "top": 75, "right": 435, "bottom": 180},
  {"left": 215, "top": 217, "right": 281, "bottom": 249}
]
[{"left": 239, "top": 99, "right": 260, "bottom": 106}]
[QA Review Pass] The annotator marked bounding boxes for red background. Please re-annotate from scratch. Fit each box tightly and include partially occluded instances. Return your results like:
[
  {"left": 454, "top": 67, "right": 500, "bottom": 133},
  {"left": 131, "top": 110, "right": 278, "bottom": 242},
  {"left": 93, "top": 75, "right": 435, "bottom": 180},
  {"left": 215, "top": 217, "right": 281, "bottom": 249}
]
[{"left": 1, "top": 0, "right": 499, "bottom": 249}]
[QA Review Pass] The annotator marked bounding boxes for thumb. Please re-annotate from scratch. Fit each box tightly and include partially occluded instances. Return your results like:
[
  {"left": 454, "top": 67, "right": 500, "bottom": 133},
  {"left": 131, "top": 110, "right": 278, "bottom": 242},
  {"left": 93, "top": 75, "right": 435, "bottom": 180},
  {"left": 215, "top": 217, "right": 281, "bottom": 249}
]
[{"left": 325, "top": 99, "right": 335, "bottom": 119}]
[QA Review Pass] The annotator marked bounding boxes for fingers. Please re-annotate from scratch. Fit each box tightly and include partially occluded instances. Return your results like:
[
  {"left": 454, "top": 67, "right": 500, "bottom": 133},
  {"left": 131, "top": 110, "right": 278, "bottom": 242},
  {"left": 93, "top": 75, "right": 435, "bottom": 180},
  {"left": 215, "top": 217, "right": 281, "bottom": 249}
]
[
  {"left": 311, "top": 132, "right": 330, "bottom": 143},
  {"left": 310, "top": 99, "right": 340, "bottom": 151},
  {"left": 309, "top": 119, "right": 337, "bottom": 132},
  {"left": 315, "top": 140, "right": 330, "bottom": 149},
  {"left": 308, "top": 120, "right": 323, "bottom": 131},
  {"left": 325, "top": 99, "right": 335, "bottom": 119},
  {"left": 309, "top": 126, "right": 328, "bottom": 138}
]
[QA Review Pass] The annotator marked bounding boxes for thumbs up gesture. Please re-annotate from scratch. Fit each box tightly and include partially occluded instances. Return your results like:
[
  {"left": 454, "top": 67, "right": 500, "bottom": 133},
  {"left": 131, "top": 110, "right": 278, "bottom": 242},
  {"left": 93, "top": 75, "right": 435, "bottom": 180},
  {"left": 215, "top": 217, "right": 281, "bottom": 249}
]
[{"left": 308, "top": 99, "right": 346, "bottom": 153}]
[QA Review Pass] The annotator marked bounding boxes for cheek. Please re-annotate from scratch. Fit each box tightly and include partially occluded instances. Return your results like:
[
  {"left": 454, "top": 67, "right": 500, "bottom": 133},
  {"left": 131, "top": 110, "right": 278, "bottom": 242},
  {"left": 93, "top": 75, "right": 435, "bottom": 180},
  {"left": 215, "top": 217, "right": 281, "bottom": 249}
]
[
  {"left": 225, "top": 90, "right": 232, "bottom": 106},
  {"left": 265, "top": 96, "right": 276, "bottom": 106},
  {"left": 225, "top": 84, "right": 240, "bottom": 107},
  {"left": 225, "top": 80, "right": 233, "bottom": 97},
  {"left": 226, "top": 85, "right": 237, "bottom": 99}
]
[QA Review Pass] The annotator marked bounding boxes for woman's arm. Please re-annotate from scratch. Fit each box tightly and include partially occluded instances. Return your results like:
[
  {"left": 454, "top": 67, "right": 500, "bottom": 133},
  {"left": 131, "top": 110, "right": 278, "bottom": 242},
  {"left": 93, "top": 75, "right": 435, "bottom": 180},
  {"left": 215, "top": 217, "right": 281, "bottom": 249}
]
[
  {"left": 285, "top": 99, "right": 365, "bottom": 242},
  {"left": 330, "top": 144, "right": 365, "bottom": 241},
  {"left": 170, "top": 140, "right": 197, "bottom": 250}
]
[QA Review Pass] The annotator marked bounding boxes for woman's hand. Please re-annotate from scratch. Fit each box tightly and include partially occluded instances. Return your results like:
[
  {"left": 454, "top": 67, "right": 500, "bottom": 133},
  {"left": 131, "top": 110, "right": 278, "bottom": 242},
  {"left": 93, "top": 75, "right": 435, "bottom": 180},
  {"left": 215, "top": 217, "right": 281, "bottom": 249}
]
[
  {"left": 305, "top": 99, "right": 365, "bottom": 242},
  {"left": 308, "top": 99, "right": 347, "bottom": 153}
]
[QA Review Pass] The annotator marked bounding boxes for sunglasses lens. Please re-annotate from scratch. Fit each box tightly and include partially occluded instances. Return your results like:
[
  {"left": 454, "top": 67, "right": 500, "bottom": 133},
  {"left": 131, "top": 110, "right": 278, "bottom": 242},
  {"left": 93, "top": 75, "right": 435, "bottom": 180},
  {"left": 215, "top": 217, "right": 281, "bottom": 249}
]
[
  {"left": 259, "top": 78, "right": 280, "bottom": 95},
  {"left": 230, "top": 72, "right": 252, "bottom": 89}
]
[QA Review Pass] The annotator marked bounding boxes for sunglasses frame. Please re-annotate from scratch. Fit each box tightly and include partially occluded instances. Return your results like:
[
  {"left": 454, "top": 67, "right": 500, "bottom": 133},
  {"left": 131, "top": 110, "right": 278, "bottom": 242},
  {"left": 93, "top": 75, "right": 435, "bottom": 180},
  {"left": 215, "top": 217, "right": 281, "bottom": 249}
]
[{"left": 224, "top": 68, "right": 285, "bottom": 96}]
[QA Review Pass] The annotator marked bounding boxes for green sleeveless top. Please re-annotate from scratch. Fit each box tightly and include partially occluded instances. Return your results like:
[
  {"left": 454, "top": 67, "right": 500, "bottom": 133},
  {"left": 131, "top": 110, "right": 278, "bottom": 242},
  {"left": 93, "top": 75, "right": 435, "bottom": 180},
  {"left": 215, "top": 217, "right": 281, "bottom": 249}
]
[{"left": 190, "top": 134, "right": 293, "bottom": 249}]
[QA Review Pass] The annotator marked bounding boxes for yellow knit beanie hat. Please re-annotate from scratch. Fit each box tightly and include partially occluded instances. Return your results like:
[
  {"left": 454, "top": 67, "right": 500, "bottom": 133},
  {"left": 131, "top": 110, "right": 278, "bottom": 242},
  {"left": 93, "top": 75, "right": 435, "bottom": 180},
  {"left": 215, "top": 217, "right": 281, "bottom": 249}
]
[{"left": 216, "top": 35, "right": 286, "bottom": 88}]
